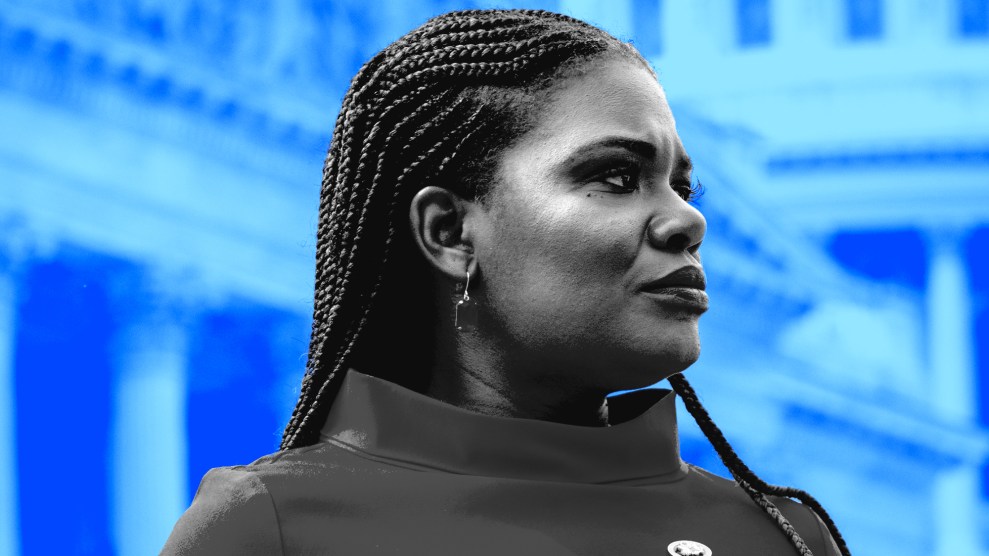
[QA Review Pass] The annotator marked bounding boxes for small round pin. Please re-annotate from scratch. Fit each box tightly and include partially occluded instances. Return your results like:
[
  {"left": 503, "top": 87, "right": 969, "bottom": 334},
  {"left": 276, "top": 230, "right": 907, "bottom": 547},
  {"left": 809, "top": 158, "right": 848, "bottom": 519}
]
[{"left": 667, "top": 540, "right": 712, "bottom": 556}]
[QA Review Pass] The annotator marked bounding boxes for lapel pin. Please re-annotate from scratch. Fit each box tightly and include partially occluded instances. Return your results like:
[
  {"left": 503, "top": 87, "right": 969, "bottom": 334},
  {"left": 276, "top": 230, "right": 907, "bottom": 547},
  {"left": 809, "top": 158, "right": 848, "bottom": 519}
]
[{"left": 667, "top": 540, "right": 712, "bottom": 556}]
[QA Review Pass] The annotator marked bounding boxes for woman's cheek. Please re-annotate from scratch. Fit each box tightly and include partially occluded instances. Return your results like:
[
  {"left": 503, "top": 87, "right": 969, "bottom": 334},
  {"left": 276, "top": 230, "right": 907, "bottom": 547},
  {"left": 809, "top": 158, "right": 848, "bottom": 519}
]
[
  {"left": 484, "top": 188, "right": 637, "bottom": 302},
  {"left": 548, "top": 205, "right": 640, "bottom": 278}
]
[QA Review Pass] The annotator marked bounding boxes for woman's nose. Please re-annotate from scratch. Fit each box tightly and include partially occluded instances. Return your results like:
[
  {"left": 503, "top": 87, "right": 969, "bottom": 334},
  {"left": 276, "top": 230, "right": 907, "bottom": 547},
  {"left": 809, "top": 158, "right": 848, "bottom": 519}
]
[{"left": 646, "top": 202, "right": 706, "bottom": 253}]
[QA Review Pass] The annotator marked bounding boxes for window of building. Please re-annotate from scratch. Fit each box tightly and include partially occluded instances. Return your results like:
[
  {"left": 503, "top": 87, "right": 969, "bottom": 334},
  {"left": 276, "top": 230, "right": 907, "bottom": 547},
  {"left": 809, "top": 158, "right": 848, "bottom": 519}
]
[
  {"left": 959, "top": 0, "right": 989, "bottom": 36},
  {"left": 737, "top": 0, "right": 772, "bottom": 46},
  {"left": 846, "top": 0, "right": 884, "bottom": 40}
]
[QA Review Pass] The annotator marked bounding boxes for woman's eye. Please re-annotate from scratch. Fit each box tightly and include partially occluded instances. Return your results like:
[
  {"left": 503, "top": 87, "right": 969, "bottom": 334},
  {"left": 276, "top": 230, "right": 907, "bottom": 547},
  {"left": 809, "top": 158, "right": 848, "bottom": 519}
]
[
  {"left": 673, "top": 179, "right": 703, "bottom": 203},
  {"left": 594, "top": 168, "right": 639, "bottom": 193}
]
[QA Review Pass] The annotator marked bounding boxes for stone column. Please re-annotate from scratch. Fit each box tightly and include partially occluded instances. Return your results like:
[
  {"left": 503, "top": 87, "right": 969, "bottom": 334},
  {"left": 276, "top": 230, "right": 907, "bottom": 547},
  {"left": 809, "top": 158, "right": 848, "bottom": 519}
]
[
  {"left": 109, "top": 270, "right": 194, "bottom": 556},
  {"left": 925, "top": 228, "right": 982, "bottom": 556},
  {"left": 927, "top": 229, "right": 976, "bottom": 421},
  {"left": 0, "top": 258, "right": 20, "bottom": 556},
  {"left": 0, "top": 217, "right": 32, "bottom": 556}
]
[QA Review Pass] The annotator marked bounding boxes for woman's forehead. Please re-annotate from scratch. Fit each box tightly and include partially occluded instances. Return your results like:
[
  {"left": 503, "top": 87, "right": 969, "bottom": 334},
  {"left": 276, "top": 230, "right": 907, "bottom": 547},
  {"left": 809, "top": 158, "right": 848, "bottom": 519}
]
[{"left": 507, "top": 59, "right": 683, "bottom": 166}]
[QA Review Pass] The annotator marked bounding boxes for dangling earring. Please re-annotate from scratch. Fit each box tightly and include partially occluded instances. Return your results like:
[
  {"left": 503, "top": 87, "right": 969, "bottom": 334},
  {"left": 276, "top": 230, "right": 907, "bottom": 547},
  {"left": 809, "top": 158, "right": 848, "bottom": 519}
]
[{"left": 454, "top": 270, "right": 478, "bottom": 331}]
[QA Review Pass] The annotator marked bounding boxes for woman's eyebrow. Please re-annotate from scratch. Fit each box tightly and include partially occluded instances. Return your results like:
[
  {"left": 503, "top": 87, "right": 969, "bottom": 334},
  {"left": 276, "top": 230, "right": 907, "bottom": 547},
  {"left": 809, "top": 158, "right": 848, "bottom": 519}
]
[
  {"left": 566, "top": 136, "right": 658, "bottom": 160},
  {"left": 676, "top": 153, "right": 694, "bottom": 175},
  {"left": 561, "top": 137, "right": 693, "bottom": 178}
]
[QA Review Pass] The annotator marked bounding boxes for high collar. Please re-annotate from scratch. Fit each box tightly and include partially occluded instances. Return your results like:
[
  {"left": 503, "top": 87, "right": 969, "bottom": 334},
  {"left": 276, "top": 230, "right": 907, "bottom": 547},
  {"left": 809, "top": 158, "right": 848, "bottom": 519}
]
[{"left": 319, "top": 370, "right": 687, "bottom": 485}]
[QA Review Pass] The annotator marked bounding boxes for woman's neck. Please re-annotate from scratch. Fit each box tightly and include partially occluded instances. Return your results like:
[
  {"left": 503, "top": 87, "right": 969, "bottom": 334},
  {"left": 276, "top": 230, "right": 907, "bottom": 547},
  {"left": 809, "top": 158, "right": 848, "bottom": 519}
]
[{"left": 424, "top": 333, "right": 610, "bottom": 427}]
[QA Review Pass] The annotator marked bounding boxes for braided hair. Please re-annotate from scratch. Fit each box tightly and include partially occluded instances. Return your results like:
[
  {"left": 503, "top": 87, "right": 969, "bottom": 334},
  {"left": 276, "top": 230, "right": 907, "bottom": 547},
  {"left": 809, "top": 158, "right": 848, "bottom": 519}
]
[
  {"left": 668, "top": 374, "right": 852, "bottom": 556},
  {"left": 281, "top": 9, "right": 850, "bottom": 556}
]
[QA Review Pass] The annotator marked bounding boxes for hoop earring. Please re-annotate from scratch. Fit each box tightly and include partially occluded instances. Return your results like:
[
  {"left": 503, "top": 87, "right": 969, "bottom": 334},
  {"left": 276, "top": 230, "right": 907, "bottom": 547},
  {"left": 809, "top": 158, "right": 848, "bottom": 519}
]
[{"left": 454, "top": 270, "right": 478, "bottom": 331}]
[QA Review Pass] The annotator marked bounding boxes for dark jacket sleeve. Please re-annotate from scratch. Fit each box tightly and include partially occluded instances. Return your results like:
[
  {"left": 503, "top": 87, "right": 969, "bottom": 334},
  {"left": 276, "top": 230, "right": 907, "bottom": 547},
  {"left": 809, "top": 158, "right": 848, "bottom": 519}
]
[{"left": 160, "top": 467, "right": 284, "bottom": 556}]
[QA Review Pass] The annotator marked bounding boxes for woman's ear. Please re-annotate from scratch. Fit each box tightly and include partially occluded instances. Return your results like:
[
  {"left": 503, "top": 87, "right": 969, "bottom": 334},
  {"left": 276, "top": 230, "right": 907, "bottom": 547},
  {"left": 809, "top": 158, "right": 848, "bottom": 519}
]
[{"left": 409, "top": 186, "right": 479, "bottom": 280}]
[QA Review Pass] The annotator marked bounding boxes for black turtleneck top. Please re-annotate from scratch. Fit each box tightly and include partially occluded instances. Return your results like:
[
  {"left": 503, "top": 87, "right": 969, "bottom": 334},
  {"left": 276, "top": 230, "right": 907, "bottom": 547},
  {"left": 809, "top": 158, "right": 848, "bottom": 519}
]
[{"left": 162, "top": 370, "right": 840, "bottom": 555}]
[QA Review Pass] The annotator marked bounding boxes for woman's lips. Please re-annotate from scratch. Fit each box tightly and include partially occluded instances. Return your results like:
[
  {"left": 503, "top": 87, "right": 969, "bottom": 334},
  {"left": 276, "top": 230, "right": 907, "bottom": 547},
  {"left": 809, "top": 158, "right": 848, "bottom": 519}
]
[
  {"left": 640, "top": 266, "right": 708, "bottom": 312},
  {"left": 641, "top": 287, "right": 709, "bottom": 312},
  {"left": 642, "top": 266, "right": 706, "bottom": 290}
]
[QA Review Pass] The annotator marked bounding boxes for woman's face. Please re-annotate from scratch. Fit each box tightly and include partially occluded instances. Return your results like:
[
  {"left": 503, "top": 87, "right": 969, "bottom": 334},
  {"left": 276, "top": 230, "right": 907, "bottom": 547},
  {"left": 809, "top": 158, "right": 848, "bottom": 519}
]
[{"left": 471, "top": 58, "right": 706, "bottom": 393}]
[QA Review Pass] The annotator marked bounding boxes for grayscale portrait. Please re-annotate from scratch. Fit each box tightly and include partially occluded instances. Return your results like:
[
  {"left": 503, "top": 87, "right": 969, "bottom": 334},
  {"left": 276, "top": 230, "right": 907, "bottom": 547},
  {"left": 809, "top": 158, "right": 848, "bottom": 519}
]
[{"left": 161, "top": 9, "right": 848, "bottom": 555}]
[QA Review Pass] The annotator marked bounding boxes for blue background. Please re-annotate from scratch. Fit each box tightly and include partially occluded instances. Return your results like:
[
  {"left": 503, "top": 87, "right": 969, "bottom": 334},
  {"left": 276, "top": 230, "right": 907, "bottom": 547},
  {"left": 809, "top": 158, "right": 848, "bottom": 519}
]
[{"left": 1, "top": 1, "right": 987, "bottom": 555}]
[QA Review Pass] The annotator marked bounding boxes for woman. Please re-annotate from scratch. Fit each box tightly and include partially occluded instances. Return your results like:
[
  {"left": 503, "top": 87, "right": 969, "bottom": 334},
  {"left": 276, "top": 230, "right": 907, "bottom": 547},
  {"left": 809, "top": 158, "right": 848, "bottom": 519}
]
[{"left": 163, "top": 9, "right": 849, "bottom": 556}]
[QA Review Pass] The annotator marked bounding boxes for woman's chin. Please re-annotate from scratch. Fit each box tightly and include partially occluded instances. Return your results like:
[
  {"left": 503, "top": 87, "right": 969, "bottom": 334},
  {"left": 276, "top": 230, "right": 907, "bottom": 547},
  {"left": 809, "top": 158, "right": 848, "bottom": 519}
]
[
  {"left": 603, "top": 341, "right": 700, "bottom": 392},
  {"left": 635, "top": 321, "right": 701, "bottom": 367}
]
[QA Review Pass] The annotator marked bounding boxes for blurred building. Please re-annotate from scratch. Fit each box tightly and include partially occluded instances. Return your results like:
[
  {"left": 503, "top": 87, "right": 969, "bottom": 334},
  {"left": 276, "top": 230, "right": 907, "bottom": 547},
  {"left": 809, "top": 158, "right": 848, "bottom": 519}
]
[{"left": 0, "top": 1, "right": 986, "bottom": 555}]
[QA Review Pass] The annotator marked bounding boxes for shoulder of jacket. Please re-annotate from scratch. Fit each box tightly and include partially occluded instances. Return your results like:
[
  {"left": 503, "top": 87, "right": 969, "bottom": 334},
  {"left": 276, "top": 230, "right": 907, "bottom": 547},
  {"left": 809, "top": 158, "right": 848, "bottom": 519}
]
[
  {"left": 771, "top": 496, "right": 844, "bottom": 556},
  {"left": 160, "top": 466, "right": 284, "bottom": 556},
  {"left": 682, "top": 465, "right": 843, "bottom": 555}
]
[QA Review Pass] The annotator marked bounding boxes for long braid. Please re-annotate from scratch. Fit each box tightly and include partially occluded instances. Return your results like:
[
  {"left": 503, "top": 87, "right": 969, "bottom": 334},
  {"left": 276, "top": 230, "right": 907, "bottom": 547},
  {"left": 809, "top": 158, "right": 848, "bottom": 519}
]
[
  {"left": 289, "top": 58, "right": 410, "bottom": 427},
  {"left": 289, "top": 96, "right": 484, "bottom": 448},
  {"left": 286, "top": 94, "right": 476, "bottom": 447},
  {"left": 281, "top": 64, "right": 372, "bottom": 438},
  {"left": 294, "top": 97, "right": 490, "bottom": 438},
  {"left": 668, "top": 373, "right": 852, "bottom": 556},
  {"left": 740, "top": 480, "right": 814, "bottom": 555}
]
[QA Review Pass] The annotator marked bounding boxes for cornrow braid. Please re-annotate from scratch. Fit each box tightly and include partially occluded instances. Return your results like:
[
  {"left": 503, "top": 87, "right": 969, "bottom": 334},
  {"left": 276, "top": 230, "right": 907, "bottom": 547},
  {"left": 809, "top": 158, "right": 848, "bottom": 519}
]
[
  {"left": 668, "top": 373, "right": 852, "bottom": 556},
  {"left": 282, "top": 9, "right": 848, "bottom": 555}
]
